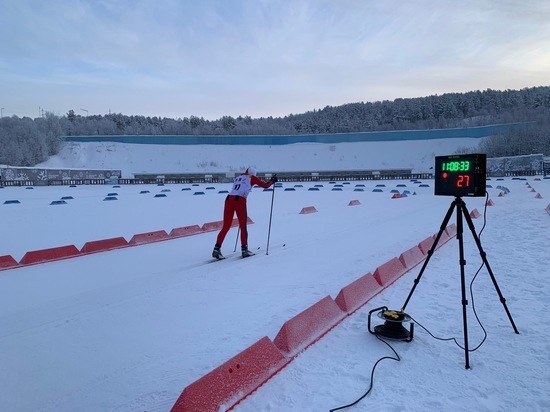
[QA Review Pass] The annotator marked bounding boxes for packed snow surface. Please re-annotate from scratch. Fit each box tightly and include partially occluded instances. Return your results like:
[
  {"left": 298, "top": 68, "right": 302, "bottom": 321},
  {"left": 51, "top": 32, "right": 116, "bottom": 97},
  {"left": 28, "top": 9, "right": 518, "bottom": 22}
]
[{"left": 1, "top": 139, "right": 549, "bottom": 411}]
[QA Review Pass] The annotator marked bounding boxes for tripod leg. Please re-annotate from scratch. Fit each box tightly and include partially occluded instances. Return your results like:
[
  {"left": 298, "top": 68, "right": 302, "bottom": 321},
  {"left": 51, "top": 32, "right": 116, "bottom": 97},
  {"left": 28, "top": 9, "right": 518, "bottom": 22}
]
[
  {"left": 456, "top": 201, "right": 471, "bottom": 369},
  {"left": 460, "top": 201, "right": 520, "bottom": 334},
  {"left": 402, "top": 199, "right": 457, "bottom": 311}
]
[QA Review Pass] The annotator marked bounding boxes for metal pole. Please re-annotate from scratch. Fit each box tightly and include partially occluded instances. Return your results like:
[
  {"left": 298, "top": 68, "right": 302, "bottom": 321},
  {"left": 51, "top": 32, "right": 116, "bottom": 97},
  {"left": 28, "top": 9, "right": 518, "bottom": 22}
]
[
  {"left": 233, "top": 227, "right": 240, "bottom": 252},
  {"left": 266, "top": 183, "right": 276, "bottom": 255}
]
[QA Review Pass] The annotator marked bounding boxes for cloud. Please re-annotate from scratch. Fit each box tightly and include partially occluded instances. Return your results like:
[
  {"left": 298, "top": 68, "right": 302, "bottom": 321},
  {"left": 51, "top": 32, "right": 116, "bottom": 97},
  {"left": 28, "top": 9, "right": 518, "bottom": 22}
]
[{"left": 1, "top": 0, "right": 549, "bottom": 119}]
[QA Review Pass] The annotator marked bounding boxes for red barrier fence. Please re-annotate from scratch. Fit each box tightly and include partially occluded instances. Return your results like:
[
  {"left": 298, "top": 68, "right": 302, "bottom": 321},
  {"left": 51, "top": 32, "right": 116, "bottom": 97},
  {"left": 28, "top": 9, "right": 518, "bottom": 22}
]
[
  {"left": 170, "top": 336, "right": 289, "bottom": 412},
  {"left": 299, "top": 206, "right": 318, "bottom": 214},
  {"left": 445, "top": 223, "right": 457, "bottom": 238},
  {"left": 0, "top": 255, "right": 18, "bottom": 269},
  {"left": 470, "top": 208, "right": 481, "bottom": 219},
  {"left": 169, "top": 225, "right": 204, "bottom": 238},
  {"left": 418, "top": 236, "right": 435, "bottom": 254},
  {"left": 19, "top": 245, "right": 81, "bottom": 265},
  {"left": 335, "top": 272, "right": 382, "bottom": 314},
  {"left": 81, "top": 237, "right": 129, "bottom": 254},
  {"left": 129, "top": 230, "right": 170, "bottom": 245},
  {"left": 0, "top": 217, "right": 256, "bottom": 271},
  {"left": 273, "top": 296, "right": 346, "bottom": 357},
  {"left": 373, "top": 257, "right": 407, "bottom": 286},
  {"left": 201, "top": 221, "right": 224, "bottom": 232},
  {"left": 399, "top": 245, "right": 426, "bottom": 269}
]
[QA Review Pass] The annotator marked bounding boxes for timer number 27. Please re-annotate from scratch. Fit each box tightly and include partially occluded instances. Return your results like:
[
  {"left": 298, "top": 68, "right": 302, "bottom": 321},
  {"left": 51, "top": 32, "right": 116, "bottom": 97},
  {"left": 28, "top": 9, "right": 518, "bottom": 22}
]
[{"left": 457, "top": 174, "right": 470, "bottom": 187}]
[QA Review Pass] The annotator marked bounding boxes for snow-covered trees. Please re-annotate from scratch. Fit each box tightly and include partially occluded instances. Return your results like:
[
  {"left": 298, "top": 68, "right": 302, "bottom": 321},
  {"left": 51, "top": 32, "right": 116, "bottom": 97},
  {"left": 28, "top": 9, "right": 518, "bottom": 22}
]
[{"left": 1, "top": 86, "right": 549, "bottom": 166}]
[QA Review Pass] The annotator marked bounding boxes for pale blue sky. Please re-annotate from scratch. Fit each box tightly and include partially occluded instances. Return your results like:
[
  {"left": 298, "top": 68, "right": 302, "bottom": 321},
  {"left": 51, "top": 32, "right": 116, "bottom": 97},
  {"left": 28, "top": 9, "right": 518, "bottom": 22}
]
[{"left": 1, "top": 0, "right": 549, "bottom": 120}]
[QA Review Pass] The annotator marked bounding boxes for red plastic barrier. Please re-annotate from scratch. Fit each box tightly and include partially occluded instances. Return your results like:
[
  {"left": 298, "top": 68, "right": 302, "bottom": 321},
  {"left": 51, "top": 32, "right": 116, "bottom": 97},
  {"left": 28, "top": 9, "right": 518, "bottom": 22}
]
[
  {"left": 20, "top": 245, "right": 81, "bottom": 265},
  {"left": 299, "top": 206, "right": 318, "bottom": 214},
  {"left": 335, "top": 272, "right": 382, "bottom": 314},
  {"left": 169, "top": 225, "right": 204, "bottom": 238},
  {"left": 201, "top": 221, "right": 223, "bottom": 232},
  {"left": 470, "top": 208, "right": 481, "bottom": 219},
  {"left": 201, "top": 217, "right": 254, "bottom": 233},
  {"left": 486, "top": 199, "right": 494, "bottom": 206},
  {"left": 348, "top": 200, "right": 361, "bottom": 206},
  {"left": 171, "top": 336, "right": 289, "bottom": 412},
  {"left": 373, "top": 257, "right": 407, "bottom": 286},
  {"left": 129, "top": 230, "right": 170, "bottom": 245},
  {"left": 435, "top": 230, "right": 451, "bottom": 249},
  {"left": 445, "top": 223, "right": 457, "bottom": 238},
  {"left": 81, "top": 237, "right": 128, "bottom": 254},
  {"left": 273, "top": 296, "right": 346, "bottom": 357},
  {"left": 418, "top": 236, "right": 435, "bottom": 255},
  {"left": 546, "top": 203, "right": 550, "bottom": 215},
  {"left": 535, "top": 193, "right": 543, "bottom": 199},
  {"left": 398, "top": 246, "right": 425, "bottom": 269},
  {"left": 391, "top": 193, "right": 401, "bottom": 199},
  {"left": 0, "top": 255, "right": 19, "bottom": 269}
]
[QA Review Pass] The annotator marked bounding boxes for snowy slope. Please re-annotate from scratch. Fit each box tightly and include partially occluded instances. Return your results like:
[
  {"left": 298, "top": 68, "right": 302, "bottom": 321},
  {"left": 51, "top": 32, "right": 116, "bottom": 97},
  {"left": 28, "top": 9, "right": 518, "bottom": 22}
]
[{"left": 38, "top": 138, "right": 483, "bottom": 177}]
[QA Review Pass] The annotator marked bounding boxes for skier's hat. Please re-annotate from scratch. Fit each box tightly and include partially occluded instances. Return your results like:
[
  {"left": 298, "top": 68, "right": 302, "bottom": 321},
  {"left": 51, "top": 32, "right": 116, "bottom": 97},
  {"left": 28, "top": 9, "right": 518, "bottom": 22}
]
[{"left": 245, "top": 167, "right": 256, "bottom": 176}]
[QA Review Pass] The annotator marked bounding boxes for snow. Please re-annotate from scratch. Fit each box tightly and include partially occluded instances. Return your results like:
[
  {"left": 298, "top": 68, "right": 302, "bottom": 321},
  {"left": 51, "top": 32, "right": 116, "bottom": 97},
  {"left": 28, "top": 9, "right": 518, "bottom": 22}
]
[
  {"left": 38, "top": 137, "right": 484, "bottom": 177},
  {"left": 1, "top": 139, "right": 549, "bottom": 412}
]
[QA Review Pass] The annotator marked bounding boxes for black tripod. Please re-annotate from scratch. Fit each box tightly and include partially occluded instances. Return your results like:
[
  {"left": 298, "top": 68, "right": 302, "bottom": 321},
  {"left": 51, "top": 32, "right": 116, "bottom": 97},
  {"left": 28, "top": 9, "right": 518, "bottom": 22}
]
[{"left": 401, "top": 196, "right": 519, "bottom": 369}]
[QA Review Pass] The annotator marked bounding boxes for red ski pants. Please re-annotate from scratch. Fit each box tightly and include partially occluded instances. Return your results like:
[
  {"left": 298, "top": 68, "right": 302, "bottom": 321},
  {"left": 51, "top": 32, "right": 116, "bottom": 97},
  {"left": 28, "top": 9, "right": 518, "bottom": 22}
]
[{"left": 216, "top": 195, "right": 248, "bottom": 246}]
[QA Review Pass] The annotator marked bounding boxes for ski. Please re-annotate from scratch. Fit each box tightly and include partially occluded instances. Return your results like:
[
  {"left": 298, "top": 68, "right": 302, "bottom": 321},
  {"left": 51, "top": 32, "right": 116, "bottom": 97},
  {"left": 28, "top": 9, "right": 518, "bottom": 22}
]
[
  {"left": 206, "top": 247, "right": 259, "bottom": 264},
  {"left": 206, "top": 243, "right": 285, "bottom": 264},
  {"left": 206, "top": 243, "right": 286, "bottom": 263}
]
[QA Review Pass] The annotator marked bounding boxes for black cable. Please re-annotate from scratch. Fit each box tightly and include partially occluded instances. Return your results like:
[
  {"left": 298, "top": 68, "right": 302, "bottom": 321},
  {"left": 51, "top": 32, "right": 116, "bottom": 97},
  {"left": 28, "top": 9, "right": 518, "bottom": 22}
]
[
  {"left": 329, "top": 335, "right": 400, "bottom": 412},
  {"left": 478, "top": 191, "right": 489, "bottom": 238},
  {"left": 466, "top": 190, "right": 490, "bottom": 349}
]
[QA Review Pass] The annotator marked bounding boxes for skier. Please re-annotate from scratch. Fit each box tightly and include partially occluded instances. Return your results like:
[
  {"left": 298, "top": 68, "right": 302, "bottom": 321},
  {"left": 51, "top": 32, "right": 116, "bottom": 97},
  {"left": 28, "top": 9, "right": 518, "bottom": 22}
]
[{"left": 212, "top": 167, "right": 278, "bottom": 259}]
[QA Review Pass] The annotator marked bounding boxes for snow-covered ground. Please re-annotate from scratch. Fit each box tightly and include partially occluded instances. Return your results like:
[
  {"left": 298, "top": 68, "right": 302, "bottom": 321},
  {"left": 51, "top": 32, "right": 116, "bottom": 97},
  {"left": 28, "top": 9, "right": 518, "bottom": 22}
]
[
  {"left": 1, "top": 139, "right": 549, "bottom": 412},
  {"left": 38, "top": 137, "right": 484, "bottom": 177}
]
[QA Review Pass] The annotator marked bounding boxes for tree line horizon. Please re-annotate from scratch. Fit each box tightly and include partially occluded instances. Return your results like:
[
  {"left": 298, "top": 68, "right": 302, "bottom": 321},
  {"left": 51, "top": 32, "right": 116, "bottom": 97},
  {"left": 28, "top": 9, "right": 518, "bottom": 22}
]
[{"left": 1, "top": 86, "right": 549, "bottom": 167}]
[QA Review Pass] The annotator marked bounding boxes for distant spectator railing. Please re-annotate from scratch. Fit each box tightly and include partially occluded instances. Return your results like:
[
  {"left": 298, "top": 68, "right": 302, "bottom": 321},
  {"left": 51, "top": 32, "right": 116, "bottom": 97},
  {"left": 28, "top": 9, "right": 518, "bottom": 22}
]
[
  {"left": 1, "top": 169, "right": 545, "bottom": 186},
  {"left": 130, "top": 169, "right": 431, "bottom": 183}
]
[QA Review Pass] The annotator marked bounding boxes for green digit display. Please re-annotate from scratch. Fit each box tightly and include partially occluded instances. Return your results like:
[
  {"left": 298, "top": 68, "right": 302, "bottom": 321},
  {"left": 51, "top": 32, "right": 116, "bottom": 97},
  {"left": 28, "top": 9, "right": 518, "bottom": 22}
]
[{"left": 442, "top": 160, "right": 470, "bottom": 172}]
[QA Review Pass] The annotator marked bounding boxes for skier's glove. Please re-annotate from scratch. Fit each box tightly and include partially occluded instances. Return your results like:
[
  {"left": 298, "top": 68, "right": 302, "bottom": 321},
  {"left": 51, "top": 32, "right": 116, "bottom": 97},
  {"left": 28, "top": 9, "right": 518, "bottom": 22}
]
[{"left": 270, "top": 174, "right": 278, "bottom": 183}]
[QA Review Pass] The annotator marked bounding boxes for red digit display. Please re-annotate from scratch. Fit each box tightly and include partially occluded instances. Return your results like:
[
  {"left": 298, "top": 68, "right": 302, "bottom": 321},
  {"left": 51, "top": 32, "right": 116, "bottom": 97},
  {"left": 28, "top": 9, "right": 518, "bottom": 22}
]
[{"left": 457, "top": 174, "right": 470, "bottom": 187}]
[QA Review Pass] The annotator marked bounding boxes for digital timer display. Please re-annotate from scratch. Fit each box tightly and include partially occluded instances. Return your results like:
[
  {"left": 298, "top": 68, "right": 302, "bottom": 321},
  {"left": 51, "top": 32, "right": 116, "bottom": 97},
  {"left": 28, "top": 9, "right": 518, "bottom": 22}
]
[
  {"left": 434, "top": 154, "right": 486, "bottom": 197},
  {"left": 441, "top": 160, "right": 470, "bottom": 172}
]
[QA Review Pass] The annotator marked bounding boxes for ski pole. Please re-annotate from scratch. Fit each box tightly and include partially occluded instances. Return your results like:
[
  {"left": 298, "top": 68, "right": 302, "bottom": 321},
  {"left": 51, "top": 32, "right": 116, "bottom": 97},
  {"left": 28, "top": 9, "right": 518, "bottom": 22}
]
[
  {"left": 233, "top": 227, "right": 240, "bottom": 252},
  {"left": 266, "top": 176, "right": 277, "bottom": 255}
]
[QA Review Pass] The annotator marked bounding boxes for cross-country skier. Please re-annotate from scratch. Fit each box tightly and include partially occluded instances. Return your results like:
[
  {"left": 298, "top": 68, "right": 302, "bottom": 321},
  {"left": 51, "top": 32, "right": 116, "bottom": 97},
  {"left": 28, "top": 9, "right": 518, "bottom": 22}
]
[{"left": 212, "top": 167, "right": 278, "bottom": 259}]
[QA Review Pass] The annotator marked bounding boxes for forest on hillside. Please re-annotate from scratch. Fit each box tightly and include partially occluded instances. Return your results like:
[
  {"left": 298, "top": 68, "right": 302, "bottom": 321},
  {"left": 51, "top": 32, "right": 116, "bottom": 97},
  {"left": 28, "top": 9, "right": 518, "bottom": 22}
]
[{"left": 1, "top": 86, "right": 549, "bottom": 167}]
